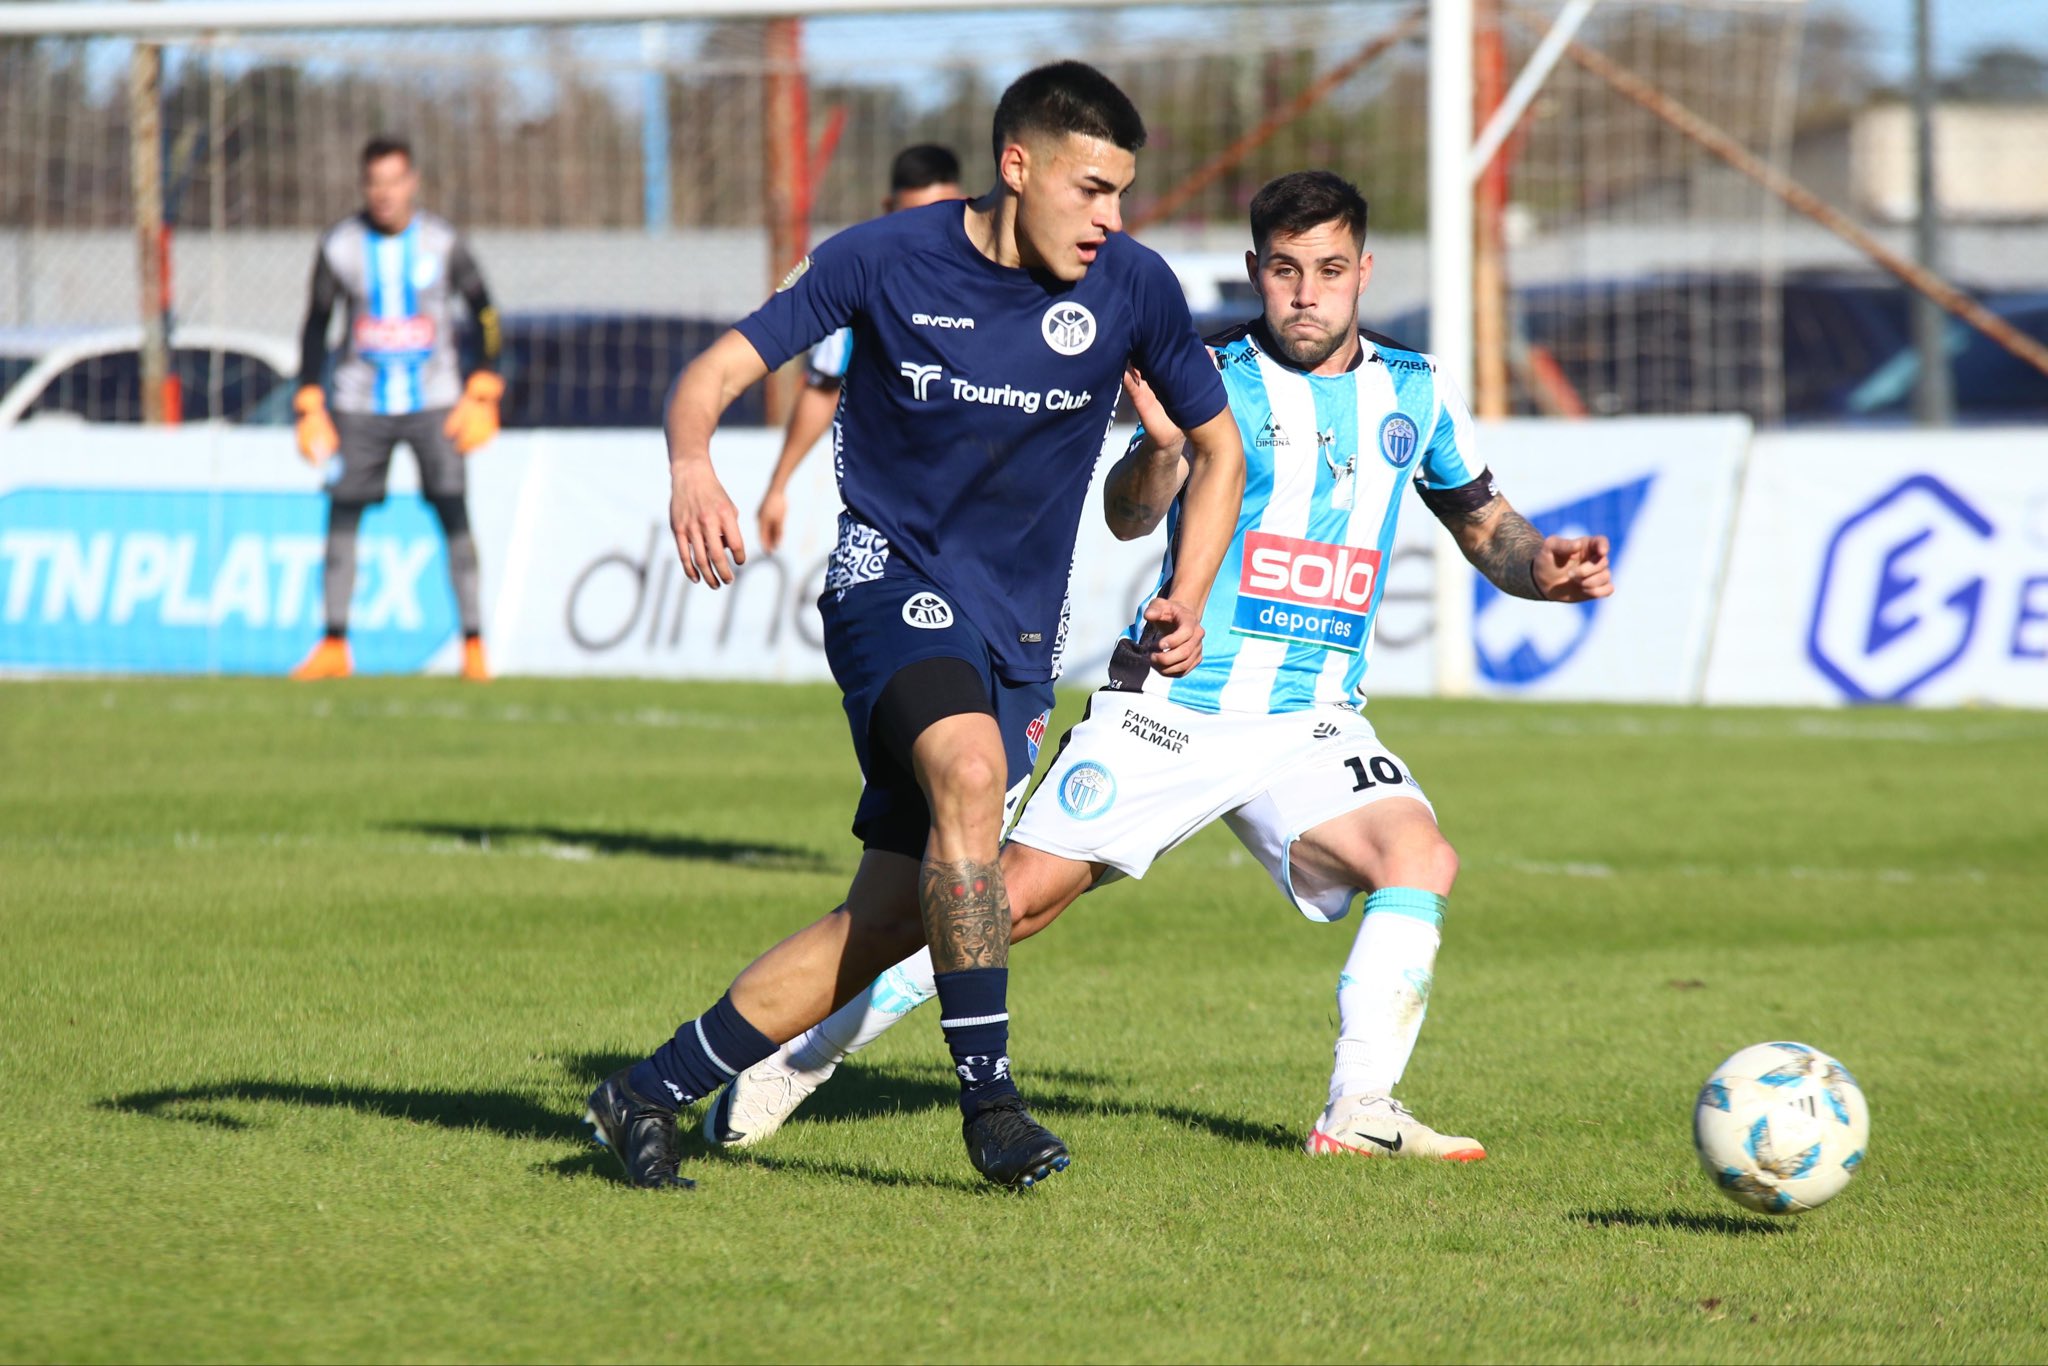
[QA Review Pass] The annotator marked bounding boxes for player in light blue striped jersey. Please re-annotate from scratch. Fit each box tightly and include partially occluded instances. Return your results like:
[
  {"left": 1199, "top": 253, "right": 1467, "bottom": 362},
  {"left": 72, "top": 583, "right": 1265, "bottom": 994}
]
[{"left": 706, "top": 171, "right": 1611, "bottom": 1162}]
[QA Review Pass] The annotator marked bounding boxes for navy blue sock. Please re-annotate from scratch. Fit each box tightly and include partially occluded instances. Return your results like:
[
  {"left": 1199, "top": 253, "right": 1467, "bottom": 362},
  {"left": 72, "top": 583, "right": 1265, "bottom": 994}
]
[
  {"left": 935, "top": 967, "right": 1019, "bottom": 1116},
  {"left": 628, "top": 992, "right": 775, "bottom": 1112}
]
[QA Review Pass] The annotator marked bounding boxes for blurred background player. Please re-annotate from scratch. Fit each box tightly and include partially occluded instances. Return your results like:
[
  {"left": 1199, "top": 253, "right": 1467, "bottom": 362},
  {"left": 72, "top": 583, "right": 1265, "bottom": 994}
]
[
  {"left": 705, "top": 171, "right": 1612, "bottom": 1163},
  {"left": 290, "top": 135, "right": 504, "bottom": 682},
  {"left": 757, "top": 144, "right": 966, "bottom": 554},
  {"left": 583, "top": 61, "right": 1245, "bottom": 1192}
]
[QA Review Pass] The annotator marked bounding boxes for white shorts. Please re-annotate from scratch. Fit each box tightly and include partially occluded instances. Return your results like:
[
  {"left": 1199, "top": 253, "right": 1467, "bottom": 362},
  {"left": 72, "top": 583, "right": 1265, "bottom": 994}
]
[{"left": 1007, "top": 690, "right": 1435, "bottom": 923}]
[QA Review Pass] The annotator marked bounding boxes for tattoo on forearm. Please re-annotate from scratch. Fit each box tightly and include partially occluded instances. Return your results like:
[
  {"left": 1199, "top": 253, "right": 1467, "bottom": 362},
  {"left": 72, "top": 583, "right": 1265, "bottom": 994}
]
[
  {"left": 1109, "top": 492, "right": 1157, "bottom": 527},
  {"left": 1473, "top": 506, "right": 1549, "bottom": 600},
  {"left": 920, "top": 857, "right": 1011, "bottom": 972}
]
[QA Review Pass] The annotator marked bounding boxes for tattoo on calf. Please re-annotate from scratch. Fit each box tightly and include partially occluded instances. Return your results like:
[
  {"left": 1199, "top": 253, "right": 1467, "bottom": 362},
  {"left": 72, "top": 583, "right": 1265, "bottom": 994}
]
[
  {"left": 1474, "top": 506, "right": 1550, "bottom": 601},
  {"left": 920, "top": 858, "right": 1011, "bottom": 972}
]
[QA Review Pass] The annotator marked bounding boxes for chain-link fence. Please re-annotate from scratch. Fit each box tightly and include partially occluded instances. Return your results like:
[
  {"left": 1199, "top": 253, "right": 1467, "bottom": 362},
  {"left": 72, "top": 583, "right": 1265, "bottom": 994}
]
[{"left": 3, "top": 1, "right": 2043, "bottom": 429}]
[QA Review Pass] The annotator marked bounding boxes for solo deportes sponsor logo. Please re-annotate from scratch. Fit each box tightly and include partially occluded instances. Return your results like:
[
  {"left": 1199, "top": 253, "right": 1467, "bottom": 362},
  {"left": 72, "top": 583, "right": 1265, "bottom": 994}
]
[
  {"left": 1229, "top": 530, "right": 1380, "bottom": 655},
  {"left": 353, "top": 315, "right": 434, "bottom": 357},
  {"left": 1058, "top": 760, "right": 1116, "bottom": 819}
]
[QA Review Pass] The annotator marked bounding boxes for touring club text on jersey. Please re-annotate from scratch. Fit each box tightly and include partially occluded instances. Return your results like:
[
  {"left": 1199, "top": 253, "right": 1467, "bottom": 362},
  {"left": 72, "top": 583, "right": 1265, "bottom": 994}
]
[{"left": 734, "top": 200, "right": 1227, "bottom": 684}]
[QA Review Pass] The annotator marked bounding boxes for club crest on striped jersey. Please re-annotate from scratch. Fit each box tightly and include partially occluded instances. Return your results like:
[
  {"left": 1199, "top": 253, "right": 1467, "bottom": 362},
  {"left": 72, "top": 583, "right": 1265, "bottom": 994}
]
[
  {"left": 1230, "top": 530, "right": 1380, "bottom": 655},
  {"left": 1378, "top": 412, "right": 1420, "bottom": 468}
]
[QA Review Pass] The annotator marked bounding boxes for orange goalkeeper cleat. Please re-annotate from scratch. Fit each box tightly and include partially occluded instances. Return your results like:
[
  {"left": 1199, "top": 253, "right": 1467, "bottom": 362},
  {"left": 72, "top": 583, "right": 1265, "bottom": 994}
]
[
  {"left": 290, "top": 636, "right": 352, "bottom": 681},
  {"left": 461, "top": 636, "right": 491, "bottom": 683}
]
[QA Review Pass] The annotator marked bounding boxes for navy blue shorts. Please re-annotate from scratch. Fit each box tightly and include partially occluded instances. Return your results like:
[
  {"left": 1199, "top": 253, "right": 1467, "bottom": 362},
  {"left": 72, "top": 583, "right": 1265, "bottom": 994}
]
[{"left": 820, "top": 574, "right": 1056, "bottom": 858}]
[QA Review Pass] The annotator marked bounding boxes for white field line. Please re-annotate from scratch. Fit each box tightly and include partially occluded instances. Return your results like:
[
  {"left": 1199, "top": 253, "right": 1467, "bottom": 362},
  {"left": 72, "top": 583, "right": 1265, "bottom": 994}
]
[
  {"left": 1381, "top": 712, "right": 2048, "bottom": 746},
  {"left": 1492, "top": 858, "right": 1990, "bottom": 886}
]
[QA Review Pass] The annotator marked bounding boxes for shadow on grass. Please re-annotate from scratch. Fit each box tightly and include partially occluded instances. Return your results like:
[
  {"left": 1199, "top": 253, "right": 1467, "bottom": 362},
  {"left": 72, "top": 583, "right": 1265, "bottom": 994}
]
[
  {"left": 389, "top": 821, "right": 834, "bottom": 871},
  {"left": 102, "top": 1053, "right": 1293, "bottom": 1194},
  {"left": 104, "top": 1077, "right": 592, "bottom": 1144},
  {"left": 1576, "top": 1208, "right": 1795, "bottom": 1236}
]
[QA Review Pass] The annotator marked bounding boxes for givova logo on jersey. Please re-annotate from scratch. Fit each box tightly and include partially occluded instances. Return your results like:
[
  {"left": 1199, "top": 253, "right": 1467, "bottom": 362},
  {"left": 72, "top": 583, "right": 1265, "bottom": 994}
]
[{"left": 1230, "top": 530, "right": 1381, "bottom": 655}]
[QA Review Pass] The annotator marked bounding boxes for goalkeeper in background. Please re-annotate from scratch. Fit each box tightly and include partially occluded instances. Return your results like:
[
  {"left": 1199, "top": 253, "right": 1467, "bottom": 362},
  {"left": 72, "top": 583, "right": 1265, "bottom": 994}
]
[
  {"left": 754, "top": 143, "right": 964, "bottom": 553},
  {"left": 291, "top": 135, "right": 503, "bottom": 682}
]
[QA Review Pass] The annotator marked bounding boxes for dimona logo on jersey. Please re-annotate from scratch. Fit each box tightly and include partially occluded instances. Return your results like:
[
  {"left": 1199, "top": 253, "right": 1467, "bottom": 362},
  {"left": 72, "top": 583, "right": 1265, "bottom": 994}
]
[
  {"left": 1042, "top": 302, "right": 1096, "bottom": 356},
  {"left": 901, "top": 591, "right": 953, "bottom": 629},
  {"left": 1058, "top": 761, "right": 1116, "bottom": 819}
]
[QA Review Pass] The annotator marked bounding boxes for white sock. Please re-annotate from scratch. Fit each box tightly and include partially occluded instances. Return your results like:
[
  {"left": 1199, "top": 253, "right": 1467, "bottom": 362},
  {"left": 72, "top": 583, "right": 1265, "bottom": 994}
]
[
  {"left": 785, "top": 946, "right": 939, "bottom": 1076},
  {"left": 1328, "top": 888, "right": 1446, "bottom": 1107}
]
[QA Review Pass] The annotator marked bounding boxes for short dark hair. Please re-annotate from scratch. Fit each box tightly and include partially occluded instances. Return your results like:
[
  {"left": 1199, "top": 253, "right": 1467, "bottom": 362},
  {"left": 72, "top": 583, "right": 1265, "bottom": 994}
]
[
  {"left": 361, "top": 135, "right": 412, "bottom": 170},
  {"left": 889, "top": 144, "right": 961, "bottom": 194},
  {"left": 991, "top": 61, "right": 1146, "bottom": 162},
  {"left": 1249, "top": 171, "right": 1369, "bottom": 254}
]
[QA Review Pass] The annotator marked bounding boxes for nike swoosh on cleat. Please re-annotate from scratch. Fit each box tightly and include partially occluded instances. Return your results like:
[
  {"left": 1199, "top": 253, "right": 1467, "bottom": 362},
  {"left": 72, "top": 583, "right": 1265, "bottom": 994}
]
[{"left": 1355, "top": 1130, "right": 1403, "bottom": 1153}]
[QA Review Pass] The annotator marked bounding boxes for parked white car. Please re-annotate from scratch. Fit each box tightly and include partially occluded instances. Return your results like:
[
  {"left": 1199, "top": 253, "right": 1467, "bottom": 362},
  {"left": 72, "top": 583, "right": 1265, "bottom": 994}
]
[{"left": 0, "top": 326, "right": 298, "bottom": 431}]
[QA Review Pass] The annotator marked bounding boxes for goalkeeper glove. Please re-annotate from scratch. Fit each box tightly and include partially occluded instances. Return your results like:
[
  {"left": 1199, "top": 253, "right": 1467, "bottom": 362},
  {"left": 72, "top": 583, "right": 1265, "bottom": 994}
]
[
  {"left": 444, "top": 371, "right": 505, "bottom": 455},
  {"left": 294, "top": 386, "right": 339, "bottom": 464}
]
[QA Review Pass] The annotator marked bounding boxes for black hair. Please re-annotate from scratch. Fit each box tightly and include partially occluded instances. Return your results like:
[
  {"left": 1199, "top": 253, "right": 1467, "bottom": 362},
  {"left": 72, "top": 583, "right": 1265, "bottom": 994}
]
[
  {"left": 991, "top": 61, "right": 1146, "bottom": 161},
  {"left": 889, "top": 144, "right": 962, "bottom": 194},
  {"left": 1249, "top": 171, "right": 1369, "bottom": 253},
  {"left": 361, "top": 135, "right": 413, "bottom": 170}
]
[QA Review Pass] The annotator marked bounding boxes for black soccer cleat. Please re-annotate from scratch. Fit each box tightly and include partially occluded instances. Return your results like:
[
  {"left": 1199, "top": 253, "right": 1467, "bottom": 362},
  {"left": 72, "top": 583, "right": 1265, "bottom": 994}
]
[
  {"left": 585, "top": 1068, "right": 694, "bottom": 1190},
  {"left": 963, "top": 1096, "right": 1071, "bottom": 1189}
]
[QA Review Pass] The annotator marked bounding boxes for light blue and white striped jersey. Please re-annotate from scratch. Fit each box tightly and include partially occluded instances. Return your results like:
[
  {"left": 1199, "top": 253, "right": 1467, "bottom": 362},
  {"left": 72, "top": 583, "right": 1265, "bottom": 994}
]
[{"left": 1120, "top": 321, "right": 1483, "bottom": 714}]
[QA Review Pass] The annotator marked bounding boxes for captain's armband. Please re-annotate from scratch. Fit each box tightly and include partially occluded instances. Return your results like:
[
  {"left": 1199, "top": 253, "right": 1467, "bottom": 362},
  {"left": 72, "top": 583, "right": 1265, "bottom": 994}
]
[{"left": 1416, "top": 467, "right": 1501, "bottom": 520}]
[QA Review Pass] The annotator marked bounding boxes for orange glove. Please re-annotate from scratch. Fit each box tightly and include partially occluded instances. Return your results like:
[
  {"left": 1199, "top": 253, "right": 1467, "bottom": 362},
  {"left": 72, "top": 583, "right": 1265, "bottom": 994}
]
[
  {"left": 444, "top": 371, "right": 504, "bottom": 455},
  {"left": 294, "top": 386, "right": 338, "bottom": 463}
]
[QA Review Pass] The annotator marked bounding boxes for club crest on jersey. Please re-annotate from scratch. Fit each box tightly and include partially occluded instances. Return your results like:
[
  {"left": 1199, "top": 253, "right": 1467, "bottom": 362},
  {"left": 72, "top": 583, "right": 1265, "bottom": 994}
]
[
  {"left": 409, "top": 253, "right": 441, "bottom": 290},
  {"left": 1378, "top": 413, "right": 1420, "bottom": 469},
  {"left": 1041, "top": 302, "right": 1096, "bottom": 356},
  {"left": 1230, "top": 530, "right": 1380, "bottom": 655},
  {"left": 1058, "top": 761, "right": 1117, "bottom": 820},
  {"left": 901, "top": 592, "right": 953, "bottom": 629}
]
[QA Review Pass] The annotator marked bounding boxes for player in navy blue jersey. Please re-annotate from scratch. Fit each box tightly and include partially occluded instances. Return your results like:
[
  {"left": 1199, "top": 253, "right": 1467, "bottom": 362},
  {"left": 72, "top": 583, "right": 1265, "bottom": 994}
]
[
  {"left": 583, "top": 62, "right": 1246, "bottom": 1191},
  {"left": 756, "top": 144, "right": 965, "bottom": 554}
]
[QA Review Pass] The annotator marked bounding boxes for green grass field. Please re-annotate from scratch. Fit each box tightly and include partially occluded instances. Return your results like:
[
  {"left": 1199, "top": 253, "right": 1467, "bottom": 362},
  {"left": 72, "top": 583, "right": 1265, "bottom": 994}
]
[{"left": 3, "top": 678, "right": 2045, "bottom": 1364}]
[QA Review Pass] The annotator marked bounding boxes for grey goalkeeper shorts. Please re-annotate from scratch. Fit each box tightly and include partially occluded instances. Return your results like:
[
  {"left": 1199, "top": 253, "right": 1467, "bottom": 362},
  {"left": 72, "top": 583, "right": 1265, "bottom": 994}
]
[{"left": 330, "top": 408, "right": 463, "bottom": 504}]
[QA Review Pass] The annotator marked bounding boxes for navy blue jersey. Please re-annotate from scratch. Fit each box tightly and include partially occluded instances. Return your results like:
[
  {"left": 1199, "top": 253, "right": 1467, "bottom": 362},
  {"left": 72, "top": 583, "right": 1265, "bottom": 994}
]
[{"left": 735, "top": 201, "right": 1227, "bottom": 682}]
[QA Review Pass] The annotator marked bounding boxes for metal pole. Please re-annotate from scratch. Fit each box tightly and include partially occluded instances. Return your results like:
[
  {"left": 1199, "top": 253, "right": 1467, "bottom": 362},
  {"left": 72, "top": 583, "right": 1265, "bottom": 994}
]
[
  {"left": 1430, "top": 0, "right": 1476, "bottom": 699},
  {"left": 1911, "top": 0, "right": 1953, "bottom": 426},
  {"left": 1473, "top": 0, "right": 1510, "bottom": 420},
  {"left": 641, "top": 22, "right": 670, "bottom": 236},
  {"left": 130, "top": 41, "right": 167, "bottom": 425}
]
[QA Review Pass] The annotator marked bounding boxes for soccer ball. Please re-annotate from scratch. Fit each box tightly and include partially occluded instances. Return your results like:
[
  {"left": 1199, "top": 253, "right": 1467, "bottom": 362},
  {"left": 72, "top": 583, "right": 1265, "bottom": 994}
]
[{"left": 1693, "top": 1041, "right": 1869, "bottom": 1214}]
